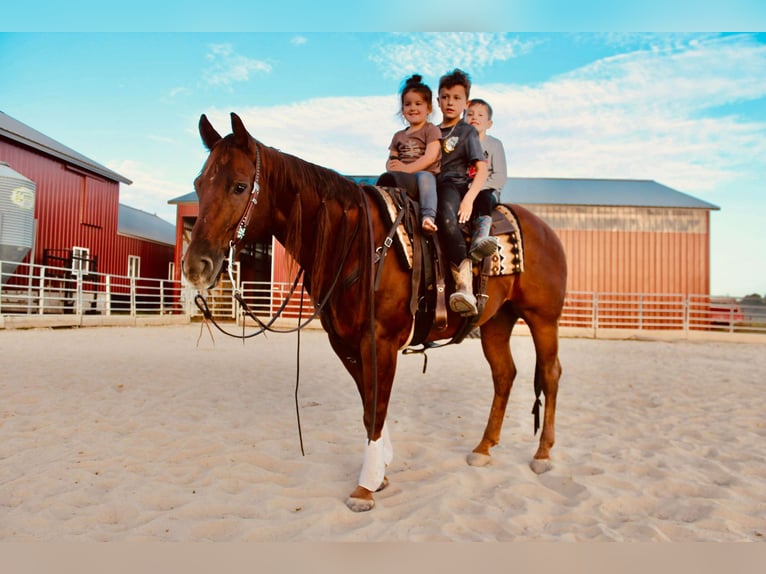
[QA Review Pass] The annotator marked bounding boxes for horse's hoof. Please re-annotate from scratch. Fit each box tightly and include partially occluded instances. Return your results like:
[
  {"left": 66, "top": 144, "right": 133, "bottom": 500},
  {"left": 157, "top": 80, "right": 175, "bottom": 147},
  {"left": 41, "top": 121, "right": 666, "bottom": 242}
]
[
  {"left": 530, "top": 458, "right": 553, "bottom": 474},
  {"left": 345, "top": 496, "right": 376, "bottom": 512},
  {"left": 467, "top": 452, "right": 492, "bottom": 467},
  {"left": 375, "top": 476, "right": 390, "bottom": 492}
]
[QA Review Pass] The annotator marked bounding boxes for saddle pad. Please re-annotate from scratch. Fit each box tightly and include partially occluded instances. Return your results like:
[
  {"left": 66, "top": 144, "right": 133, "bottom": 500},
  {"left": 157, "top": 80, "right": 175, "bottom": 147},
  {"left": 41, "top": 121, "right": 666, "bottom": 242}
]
[{"left": 486, "top": 204, "right": 525, "bottom": 276}]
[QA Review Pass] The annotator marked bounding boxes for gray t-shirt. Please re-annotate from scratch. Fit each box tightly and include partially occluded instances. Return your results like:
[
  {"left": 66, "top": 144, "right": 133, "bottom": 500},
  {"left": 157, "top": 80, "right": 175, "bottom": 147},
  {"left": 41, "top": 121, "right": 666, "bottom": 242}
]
[{"left": 481, "top": 134, "right": 507, "bottom": 201}]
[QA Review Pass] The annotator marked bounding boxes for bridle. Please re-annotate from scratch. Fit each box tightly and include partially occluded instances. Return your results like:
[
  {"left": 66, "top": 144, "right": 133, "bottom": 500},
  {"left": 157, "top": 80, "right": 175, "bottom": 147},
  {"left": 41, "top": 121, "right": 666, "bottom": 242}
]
[
  {"left": 226, "top": 142, "right": 262, "bottom": 289},
  {"left": 193, "top": 141, "right": 361, "bottom": 339}
]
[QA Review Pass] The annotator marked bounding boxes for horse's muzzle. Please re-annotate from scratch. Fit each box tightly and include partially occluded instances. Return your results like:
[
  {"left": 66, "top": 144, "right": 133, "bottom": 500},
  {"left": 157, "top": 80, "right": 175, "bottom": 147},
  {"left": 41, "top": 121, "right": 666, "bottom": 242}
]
[{"left": 182, "top": 251, "right": 221, "bottom": 290}]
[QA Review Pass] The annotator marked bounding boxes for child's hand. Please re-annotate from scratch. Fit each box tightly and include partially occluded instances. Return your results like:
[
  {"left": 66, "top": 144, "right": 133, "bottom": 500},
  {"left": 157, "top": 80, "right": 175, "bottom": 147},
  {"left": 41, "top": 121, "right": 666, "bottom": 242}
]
[{"left": 458, "top": 198, "right": 473, "bottom": 224}]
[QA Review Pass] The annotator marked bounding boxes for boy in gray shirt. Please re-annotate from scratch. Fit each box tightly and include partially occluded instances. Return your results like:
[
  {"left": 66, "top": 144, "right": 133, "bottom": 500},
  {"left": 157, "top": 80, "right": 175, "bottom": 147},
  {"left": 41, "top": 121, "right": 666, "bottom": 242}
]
[{"left": 467, "top": 98, "right": 507, "bottom": 204}]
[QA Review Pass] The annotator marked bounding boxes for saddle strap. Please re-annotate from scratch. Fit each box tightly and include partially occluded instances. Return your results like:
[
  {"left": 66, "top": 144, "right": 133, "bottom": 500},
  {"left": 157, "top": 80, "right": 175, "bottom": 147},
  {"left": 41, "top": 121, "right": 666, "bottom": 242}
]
[
  {"left": 431, "top": 236, "right": 448, "bottom": 329},
  {"left": 373, "top": 203, "right": 406, "bottom": 291}
]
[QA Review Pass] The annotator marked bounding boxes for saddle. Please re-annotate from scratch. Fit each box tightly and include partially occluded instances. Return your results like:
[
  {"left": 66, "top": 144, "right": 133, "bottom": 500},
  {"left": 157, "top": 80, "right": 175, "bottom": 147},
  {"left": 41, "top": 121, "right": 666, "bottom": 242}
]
[{"left": 364, "top": 184, "right": 525, "bottom": 348}]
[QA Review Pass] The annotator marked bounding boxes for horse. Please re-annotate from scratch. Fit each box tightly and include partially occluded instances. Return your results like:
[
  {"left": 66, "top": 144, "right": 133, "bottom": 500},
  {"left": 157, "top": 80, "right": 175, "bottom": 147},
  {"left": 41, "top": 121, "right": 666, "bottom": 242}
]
[{"left": 183, "top": 112, "right": 567, "bottom": 512}]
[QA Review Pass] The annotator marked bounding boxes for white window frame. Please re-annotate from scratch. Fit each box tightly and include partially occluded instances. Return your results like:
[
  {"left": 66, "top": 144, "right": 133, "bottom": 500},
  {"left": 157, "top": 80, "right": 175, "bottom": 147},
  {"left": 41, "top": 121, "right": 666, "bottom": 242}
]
[
  {"left": 71, "top": 246, "right": 90, "bottom": 275},
  {"left": 128, "top": 255, "right": 141, "bottom": 278}
]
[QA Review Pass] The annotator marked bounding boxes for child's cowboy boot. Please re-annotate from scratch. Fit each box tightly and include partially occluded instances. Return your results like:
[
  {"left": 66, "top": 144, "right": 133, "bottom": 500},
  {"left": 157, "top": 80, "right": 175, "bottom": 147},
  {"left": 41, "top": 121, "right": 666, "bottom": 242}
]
[
  {"left": 469, "top": 215, "right": 498, "bottom": 261},
  {"left": 449, "top": 259, "right": 478, "bottom": 316}
]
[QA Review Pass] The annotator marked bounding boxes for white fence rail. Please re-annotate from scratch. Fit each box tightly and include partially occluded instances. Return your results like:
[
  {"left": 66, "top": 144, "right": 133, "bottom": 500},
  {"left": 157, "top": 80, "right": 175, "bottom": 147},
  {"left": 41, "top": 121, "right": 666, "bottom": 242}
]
[
  {"left": 1, "top": 260, "right": 185, "bottom": 319},
  {"left": 3, "top": 259, "right": 765, "bottom": 336}
]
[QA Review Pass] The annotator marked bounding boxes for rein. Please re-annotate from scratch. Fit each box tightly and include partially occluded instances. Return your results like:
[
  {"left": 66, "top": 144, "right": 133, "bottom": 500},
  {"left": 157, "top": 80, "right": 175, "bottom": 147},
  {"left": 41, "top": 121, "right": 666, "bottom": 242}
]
[{"left": 193, "top": 139, "right": 380, "bottom": 448}]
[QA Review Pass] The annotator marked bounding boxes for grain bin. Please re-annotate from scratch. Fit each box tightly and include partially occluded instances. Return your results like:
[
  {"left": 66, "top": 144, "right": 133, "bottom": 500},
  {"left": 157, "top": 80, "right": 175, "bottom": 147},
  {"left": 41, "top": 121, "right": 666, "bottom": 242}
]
[{"left": 0, "top": 161, "right": 36, "bottom": 282}]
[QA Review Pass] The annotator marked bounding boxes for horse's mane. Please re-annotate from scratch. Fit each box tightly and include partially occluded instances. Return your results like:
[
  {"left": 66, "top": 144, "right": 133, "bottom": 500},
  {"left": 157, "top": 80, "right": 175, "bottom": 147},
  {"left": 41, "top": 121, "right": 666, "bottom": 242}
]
[{"left": 256, "top": 142, "right": 369, "bottom": 301}]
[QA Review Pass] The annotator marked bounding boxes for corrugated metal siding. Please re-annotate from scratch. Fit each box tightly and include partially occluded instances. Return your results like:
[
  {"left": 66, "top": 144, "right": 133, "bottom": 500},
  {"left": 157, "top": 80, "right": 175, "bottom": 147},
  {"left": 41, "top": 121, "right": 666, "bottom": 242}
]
[
  {"left": 1, "top": 138, "right": 173, "bottom": 279},
  {"left": 271, "top": 240, "right": 294, "bottom": 284},
  {"left": 525, "top": 204, "right": 710, "bottom": 295},
  {"left": 545, "top": 227, "right": 709, "bottom": 294}
]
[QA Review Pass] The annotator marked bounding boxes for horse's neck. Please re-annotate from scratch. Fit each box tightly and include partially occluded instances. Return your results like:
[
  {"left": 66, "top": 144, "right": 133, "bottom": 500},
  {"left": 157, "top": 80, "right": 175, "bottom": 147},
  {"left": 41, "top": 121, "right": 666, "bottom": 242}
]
[{"left": 262, "top": 150, "right": 360, "bottom": 292}]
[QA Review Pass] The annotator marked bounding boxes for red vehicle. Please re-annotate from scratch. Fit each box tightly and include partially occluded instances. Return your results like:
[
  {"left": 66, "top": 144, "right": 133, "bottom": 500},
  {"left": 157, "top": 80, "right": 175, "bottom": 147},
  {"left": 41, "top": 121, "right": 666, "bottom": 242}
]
[{"left": 709, "top": 298, "right": 745, "bottom": 326}]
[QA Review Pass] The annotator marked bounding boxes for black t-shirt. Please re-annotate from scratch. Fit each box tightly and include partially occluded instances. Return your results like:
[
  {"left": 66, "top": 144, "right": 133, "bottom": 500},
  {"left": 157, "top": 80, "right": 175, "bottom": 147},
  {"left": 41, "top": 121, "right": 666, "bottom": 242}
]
[{"left": 437, "top": 120, "right": 485, "bottom": 188}]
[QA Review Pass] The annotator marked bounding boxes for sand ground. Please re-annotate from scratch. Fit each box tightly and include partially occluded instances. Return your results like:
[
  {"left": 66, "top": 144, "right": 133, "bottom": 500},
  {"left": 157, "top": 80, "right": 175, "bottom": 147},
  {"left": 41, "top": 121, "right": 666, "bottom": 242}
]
[{"left": 1, "top": 323, "right": 764, "bottom": 541}]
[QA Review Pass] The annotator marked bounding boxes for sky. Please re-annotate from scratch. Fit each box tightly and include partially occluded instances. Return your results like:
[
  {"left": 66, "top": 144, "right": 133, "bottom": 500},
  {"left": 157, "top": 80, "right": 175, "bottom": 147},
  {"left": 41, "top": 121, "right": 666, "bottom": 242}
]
[{"left": 1, "top": 3, "right": 766, "bottom": 296}]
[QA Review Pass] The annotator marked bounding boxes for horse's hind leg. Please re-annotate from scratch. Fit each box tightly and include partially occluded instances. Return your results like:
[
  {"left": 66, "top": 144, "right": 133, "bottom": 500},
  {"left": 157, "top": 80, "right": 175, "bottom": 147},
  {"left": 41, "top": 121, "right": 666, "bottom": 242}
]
[
  {"left": 468, "top": 309, "right": 518, "bottom": 467},
  {"left": 526, "top": 316, "right": 562, "bottom": 474}
]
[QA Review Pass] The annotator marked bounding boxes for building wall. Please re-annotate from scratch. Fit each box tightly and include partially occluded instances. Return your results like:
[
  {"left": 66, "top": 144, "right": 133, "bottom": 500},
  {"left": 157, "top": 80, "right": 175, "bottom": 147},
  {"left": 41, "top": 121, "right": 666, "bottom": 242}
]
[
  {"left": 1, "top": 138, "right": 173, "bottom": 279},
  {"left": 526, "top": 204, "right": 711, "bottom": 295}
]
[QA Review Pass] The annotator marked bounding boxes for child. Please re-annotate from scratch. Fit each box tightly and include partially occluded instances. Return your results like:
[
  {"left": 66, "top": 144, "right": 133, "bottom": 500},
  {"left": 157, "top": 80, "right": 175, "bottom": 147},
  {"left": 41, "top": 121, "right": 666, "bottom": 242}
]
[
  {"left": 435, "top": 69, "right": 496, "bottom": 316},
  {"left": 467, "top": 98, "right": 507, "bottom": 204},
  {"left": 384, "top": 74, "right": 441, "bottom": 233}
]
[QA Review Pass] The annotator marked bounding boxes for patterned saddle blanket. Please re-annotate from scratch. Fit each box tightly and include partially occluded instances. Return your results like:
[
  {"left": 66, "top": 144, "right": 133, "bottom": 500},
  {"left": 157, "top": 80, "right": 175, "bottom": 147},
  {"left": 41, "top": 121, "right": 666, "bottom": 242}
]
[{"left": 368, "top": 185, "right": 525, "bottom": 276}]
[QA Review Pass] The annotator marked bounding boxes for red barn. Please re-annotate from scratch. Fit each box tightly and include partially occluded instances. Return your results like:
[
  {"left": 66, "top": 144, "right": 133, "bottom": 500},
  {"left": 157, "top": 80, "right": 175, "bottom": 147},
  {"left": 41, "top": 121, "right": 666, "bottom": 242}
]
[{"left": 0, "top": 111, "right": 175, "bottom": 281}]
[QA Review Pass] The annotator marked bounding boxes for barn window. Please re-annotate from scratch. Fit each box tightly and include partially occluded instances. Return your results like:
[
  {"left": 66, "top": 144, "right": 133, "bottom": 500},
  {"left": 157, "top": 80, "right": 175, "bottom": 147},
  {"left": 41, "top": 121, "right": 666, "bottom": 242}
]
[
  {"left": 128, "top": 255, "right": 141, "bottom": 278},
  {"left": 71, "top": 246, "right": 91, "bottom": 275}
]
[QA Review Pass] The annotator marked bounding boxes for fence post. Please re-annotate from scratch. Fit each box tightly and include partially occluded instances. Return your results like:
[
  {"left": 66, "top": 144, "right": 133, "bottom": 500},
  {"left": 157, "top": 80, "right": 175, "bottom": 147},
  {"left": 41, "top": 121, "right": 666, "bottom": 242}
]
[
  {"left": 130, "top": 277, "right": 136, "bottom": 317},
  {"left": 593, "top": 293, "right": 599, "bottom": 339},
  {"left": 160, "top": 280, "right": 165, "bottom": 315},
  {"left": 105, "top": 275, "right": 112, "bottom": 316},
  {"left": 638, "top": 294, "right": 643, "bottom": 331},
  {"left": 38, "top": 265, "right": 46, "bottom": 315}
]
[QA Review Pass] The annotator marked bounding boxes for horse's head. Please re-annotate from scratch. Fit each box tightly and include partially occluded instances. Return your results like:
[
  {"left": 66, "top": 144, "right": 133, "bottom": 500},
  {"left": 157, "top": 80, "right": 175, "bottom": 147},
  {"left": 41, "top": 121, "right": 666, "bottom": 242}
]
[{"left": 183, "top": 113, "right": 265, "bottom": 289}]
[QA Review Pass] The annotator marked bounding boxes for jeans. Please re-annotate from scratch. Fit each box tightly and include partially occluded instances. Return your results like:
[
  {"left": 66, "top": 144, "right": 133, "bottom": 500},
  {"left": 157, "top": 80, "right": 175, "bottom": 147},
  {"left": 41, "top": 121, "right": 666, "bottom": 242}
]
[{"left": 436, "top": 180, "right": 497, "bottom": 265}]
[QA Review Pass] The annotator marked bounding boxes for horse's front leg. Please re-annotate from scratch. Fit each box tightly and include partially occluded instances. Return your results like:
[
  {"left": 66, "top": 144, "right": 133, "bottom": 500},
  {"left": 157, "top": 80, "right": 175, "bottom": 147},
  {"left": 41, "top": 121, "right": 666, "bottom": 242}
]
[
  {"left": 345, "top": 422, "right": 393, "bottom": 511},
  {"left": 345, "top": 336, "right": 398, "bottom": 512}
]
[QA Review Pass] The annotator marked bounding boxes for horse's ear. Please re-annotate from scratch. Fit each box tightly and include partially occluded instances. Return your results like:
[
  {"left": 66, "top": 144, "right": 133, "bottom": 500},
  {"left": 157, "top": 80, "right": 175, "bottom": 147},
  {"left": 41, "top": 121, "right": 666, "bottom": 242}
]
[
  {"left": 199, "top": 114, "right": 222, "bottom": 150},
  {"left": 230, "top": 113, "right": 251, "bottom": 148}
]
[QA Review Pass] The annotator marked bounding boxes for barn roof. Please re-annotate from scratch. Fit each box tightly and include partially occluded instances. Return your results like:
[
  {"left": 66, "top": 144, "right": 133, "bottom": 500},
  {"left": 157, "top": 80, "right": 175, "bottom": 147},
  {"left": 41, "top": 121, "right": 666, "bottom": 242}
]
[
  {"left": 502, "top": 177, "right": 719, "bottom": 210},
  {"left": 0, "top": 110, "right": 132, "bottom": 185},
  {"left": 118, "top": 204, "right": 175, "bottom": 246},
  {"left": 169, "top": 176, "right": 720, "bottom": 211}
]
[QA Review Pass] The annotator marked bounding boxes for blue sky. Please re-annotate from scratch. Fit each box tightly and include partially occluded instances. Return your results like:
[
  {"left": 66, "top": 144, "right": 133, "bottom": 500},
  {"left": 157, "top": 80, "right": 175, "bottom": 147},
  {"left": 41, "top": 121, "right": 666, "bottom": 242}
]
[{"left": 2, "top": 4, "right": 766, "bottom": 296}]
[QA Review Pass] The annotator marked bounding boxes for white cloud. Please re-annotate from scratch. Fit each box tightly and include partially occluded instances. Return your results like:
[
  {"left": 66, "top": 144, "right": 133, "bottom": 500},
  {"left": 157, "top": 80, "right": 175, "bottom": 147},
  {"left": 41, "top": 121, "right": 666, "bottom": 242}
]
[
  {"left": 109, "top": 159, "right": 193, "bottom": 223},
  {"left": 290, "top": 35, "right": 308, "bottom": 46},
  {"left": 193, "top": 35, "right": 766, "bottom": 203},
  {"left": 370, "top": 33, "right": 537, "bottom": 79},
  {"left": 203, "top": 43, "right": 272, "bottom": 88},
  {"left": 203, "top": 96, "right": 400, "bottom": 175}
]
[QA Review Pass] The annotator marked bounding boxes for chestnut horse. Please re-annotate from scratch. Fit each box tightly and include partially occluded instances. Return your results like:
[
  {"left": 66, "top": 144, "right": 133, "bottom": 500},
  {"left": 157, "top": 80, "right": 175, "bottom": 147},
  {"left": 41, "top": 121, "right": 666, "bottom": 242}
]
[{"left": 183, "top": 113, "right": 567, "bottom": 512}]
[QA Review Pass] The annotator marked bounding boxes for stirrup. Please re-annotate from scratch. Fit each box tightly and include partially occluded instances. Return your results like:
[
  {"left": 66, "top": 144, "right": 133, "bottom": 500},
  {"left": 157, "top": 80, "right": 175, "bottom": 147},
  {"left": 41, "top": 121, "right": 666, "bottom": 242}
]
[{"left": 449, "top": 292, "right": 478, "bottom": 316}]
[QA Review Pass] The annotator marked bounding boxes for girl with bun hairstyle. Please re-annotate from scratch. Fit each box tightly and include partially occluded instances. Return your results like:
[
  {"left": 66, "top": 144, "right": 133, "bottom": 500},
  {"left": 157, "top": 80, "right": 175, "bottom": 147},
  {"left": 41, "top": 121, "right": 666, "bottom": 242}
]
[{"left": 383, "top": 74, "right": 442, "bottom": 233}]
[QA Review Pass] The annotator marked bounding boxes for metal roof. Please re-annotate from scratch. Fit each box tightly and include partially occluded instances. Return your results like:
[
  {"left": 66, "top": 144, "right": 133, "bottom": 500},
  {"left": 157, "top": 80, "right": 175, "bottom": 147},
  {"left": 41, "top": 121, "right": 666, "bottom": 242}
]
[
  {"left": 169, "top": 176, "right": 720, "bottom": 211},
  {"left": 0, "top": 110, "right": 132, "bottom": 185},
  {"left": 168, "top": 191, "right": 197, "bottom": 204},
  {"left": 117, "top": 204, "right": 175, "bottom": 246},
  {"left": 502, "top": 177, "right": 719, "bottom": 210}
]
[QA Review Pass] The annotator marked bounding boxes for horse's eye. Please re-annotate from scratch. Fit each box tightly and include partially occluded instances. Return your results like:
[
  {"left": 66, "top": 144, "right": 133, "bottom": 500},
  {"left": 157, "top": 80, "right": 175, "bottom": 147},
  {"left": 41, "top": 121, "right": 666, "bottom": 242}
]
[{"left": 233, "top": 183, "right": 248, "bottom": 195}]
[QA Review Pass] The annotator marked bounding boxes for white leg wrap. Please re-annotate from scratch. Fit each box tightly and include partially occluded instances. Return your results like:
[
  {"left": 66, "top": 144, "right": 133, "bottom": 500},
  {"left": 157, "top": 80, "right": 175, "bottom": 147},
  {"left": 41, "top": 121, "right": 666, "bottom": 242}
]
[
  {"left": 381, "top": 422, "right": 393, "bottom": 466},
  {"left": 358, "top": 422, "right": 392, "bottom": 491}
]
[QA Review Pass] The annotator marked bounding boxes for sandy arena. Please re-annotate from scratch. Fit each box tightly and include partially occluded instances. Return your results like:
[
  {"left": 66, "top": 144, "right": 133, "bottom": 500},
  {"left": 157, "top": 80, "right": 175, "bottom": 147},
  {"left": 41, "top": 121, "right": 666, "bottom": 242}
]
[{"left": 1, "top": 323, "right": 764, "bottom": 541}]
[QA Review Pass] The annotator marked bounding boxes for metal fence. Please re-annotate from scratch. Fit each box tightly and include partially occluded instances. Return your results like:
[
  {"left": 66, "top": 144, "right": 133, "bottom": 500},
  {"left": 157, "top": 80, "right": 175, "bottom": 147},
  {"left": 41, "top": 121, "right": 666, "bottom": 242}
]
[
  {"left": 1, "top": 259, "right": 185, "bottom": 319},
  {"left": 3, "top": 258, "right": 765, "bottom": 336},
  {"left": 560, "top": 292, "right": 766, "bottom": 335}
]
